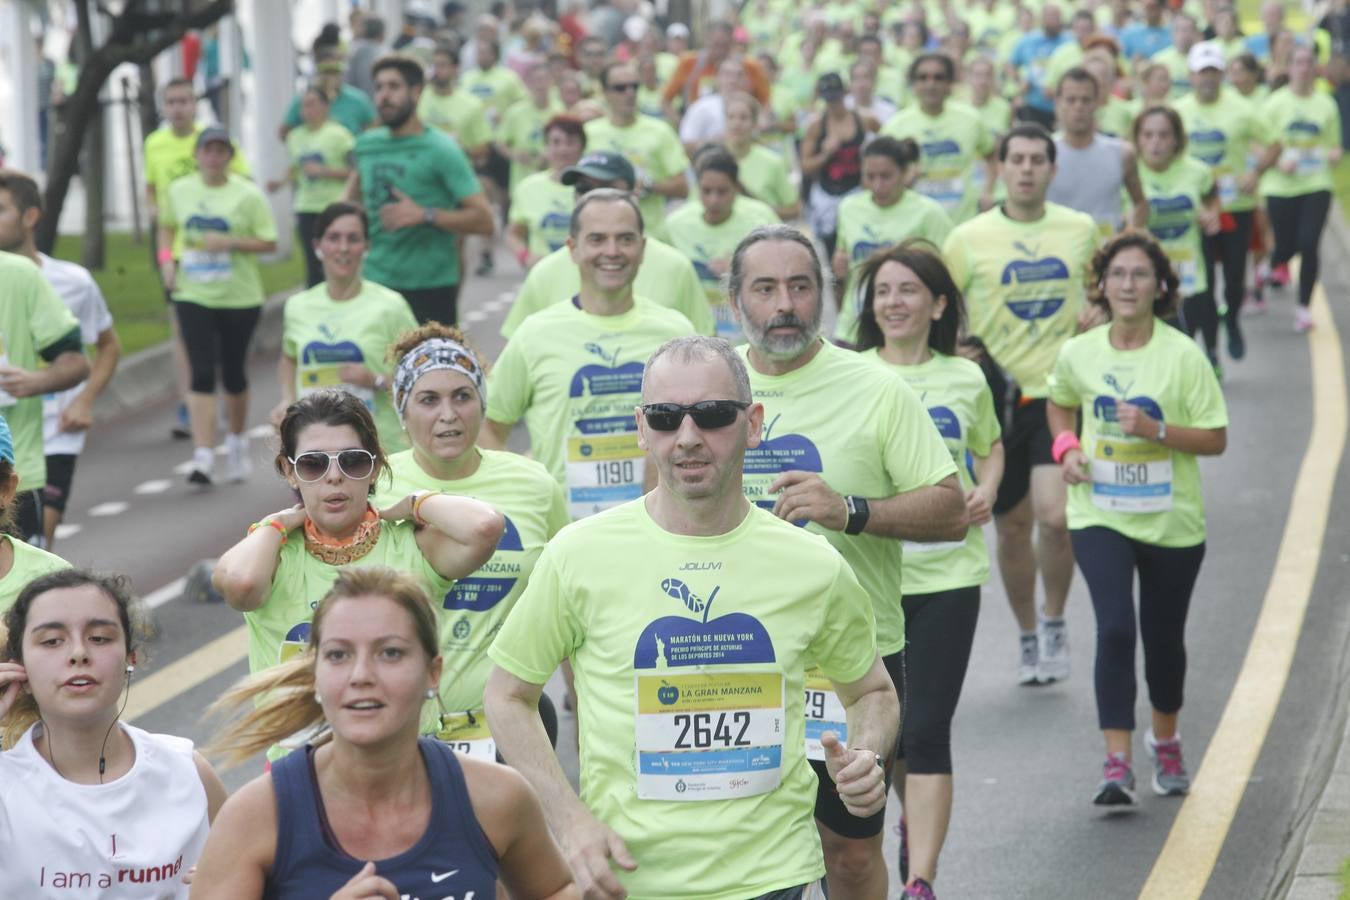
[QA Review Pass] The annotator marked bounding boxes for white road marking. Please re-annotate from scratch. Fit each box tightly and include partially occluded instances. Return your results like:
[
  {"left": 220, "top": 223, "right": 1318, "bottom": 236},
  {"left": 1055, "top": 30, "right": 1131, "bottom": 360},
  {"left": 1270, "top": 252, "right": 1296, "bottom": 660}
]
[
  {"left": 134, "top": 479, "right": 173, "bottom": 495},
  {"left": 247, "top": 424, "right": 273, "bottom": 439},
  {"left": 142, "top": 576, "right": 188, "bottom": 609},
  {"left": 54, "top": 523, "right": 82, "bottom": 540},
  {"left": 88, "top": 501, "right": 129, "bottom": 517},
  {"left": 172, "top": 461, "right": 193, "bottom": 475},
  {"left": 464, "top": 309, "right": 488, "bottom": 324}
]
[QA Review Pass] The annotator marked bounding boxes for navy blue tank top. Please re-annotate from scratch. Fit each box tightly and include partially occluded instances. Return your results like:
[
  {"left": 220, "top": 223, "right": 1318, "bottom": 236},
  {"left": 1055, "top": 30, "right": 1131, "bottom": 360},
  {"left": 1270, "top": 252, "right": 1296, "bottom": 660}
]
[{"left": 264, "top": 738, "right": 499, "bottom": 899}]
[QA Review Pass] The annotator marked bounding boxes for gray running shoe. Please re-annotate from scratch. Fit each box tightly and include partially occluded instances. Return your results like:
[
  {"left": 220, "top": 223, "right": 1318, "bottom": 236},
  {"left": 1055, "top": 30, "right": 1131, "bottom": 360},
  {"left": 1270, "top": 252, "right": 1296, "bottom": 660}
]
[
  {"left": 1147, "top": 730, "right": 1191, "bottom": 796},
  {"left": 1093, "top": 753, "right": 1137, "bottom": 807},
  {"left": 1037, "top": 617, "right": 1070, "bottom": 683},
  {"left": 1018, "top": 633, "right": 1039, "bottom": 686}
]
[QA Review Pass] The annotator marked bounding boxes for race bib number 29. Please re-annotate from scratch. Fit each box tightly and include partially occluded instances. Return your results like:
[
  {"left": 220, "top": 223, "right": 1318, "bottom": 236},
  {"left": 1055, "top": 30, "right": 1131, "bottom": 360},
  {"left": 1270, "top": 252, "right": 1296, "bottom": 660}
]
[{"left": 804, "top": 670, "right": 847, "bottom": 762}]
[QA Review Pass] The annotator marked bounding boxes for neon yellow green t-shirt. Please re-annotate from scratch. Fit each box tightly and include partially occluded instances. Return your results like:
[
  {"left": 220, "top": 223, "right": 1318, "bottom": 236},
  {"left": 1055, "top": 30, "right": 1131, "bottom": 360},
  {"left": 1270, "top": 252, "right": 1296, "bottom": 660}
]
[
  {"left": 1260, "top": 86, "right": 1342, "bottom": 198},
  {"left": 735, "top": 144, "right": 797, "bottom": 214},
  {"left": 0, "top": 253, "right": 80, "bottom": 491},
  {"left": 832, "top": 189, "right": 954, "bottom": 345},
  {"left": 862, "top": 350, "right": 999, "bottom": 594},
  {"left": 0, "top": 536, "right": 70, "bottom": 613},
  {"left": 1044, "top": 40, "right": 1084, "bottom": 95},
  {"left": 1099, "top": 96, "right": 1139, "bottom": 139},
  {"left": 161, "top": 173, "right": 278, "bottom": 309},
  {"left": 584, "top": 116, "right": 690, "bottom": 239},
  {"left": 461, "top": 65, "right": 528, "bottom": 124},
  {"left": 664, "top": 197, "right": 780, "bottom": 343},
  {"left": 509, "top": 171, "right": 574, "bottom": 259},
  {"left": 378, "top": 448, "right": 567, "bottom": 712},
  {"left": 880, "top": 102, "right": 995, "bottom": 223},
  {"left": 1149, "top": 46, "right": 1192, "bottom": 98},
  {"left": 498, "top": 97, "right": 563, "bottom": 191},
  {"left": 1175, "top": 88, "right": 1265, "bottom": 213},
  {"left": 143, "top": 123, "right": 251, "bottom": 210},
  {"left": 502, "top": 238, "right": 715, "bottom": 338},
  {"left": 417, "top": 86, "right": 492, "bottom": 153},
  {"left": 1138, "top": 156, "right": 1214, "bottom": 297},
  {"left": 281, "top": 279, "right": 418, "bottom": 450},
  {"left": 285, "top": 119, "right": 355, "bottom": 214},
  {"left": 943, "top": 203, "right": 1097, "bottom": 398},
  {"left": 243, "top": 519, "right": 452, "bottom": 678},
  {"left": 486, "top": 300, "right": 696, "bottom": 518},
  {"left": 1048, "top": 321, "right": 1228, "bottom": 546},
  {"left": 739, "top": 341, "right": 958, "bottom": 654},
  {"left": 488, "top": 499, "right": 877, "bottom": 900}
]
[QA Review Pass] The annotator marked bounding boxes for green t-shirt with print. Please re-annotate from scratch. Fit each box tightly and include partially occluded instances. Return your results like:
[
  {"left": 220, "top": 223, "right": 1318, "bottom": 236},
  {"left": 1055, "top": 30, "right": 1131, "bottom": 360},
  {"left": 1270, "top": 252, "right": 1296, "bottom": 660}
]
[
  {"left": 354, "top": 125, "right": 482, "bottom": 290},
  {"left": 502, "top": 238, "right": 715, "bottom": 338},
  {"left": 0, "top": 253, "right": 80, "bottom": 491},
  {"left": 736, "top": 144, "right": 797, "bottom": 214},
  {"left": 285, "top": 120, "right": 355, "bottom": 213},
  {"left": 584, "top": 116, "right": 690, "bottom": 239},
  {"left": 1048, "top": 321, "right": 1228, "bottom": 546},
  {"left": 0, "top": 535, "right": 70, "bottom": 613},
  {"left": 488, "top": 499, "right": 877, "bottom": 900},
  {"left": 509, "top": 171, "right": 575, "bottom": 258},
  {"left": 880, "top": 102, "right": 995, "bottom": 223},
  {"left": 486, "top": 300, "right": 696, "bottom": 518},
  {"left": 832, "top": 189, "right": 954, "bottom": 345},
  {"left": 498, "top": 98, "right": 563, "bottom": 191},
  {"left": 282, "top": 84, "right": 376, "bottom": 136},
  {"left": 1175, "top": 88, "right": 1265, "bottom": 212},
  {"left": 161, "top": 173, "right": 278, "bottom": 309},
  {"left": 1260, "top": 86, "right": 1342, "bottom": 197},
  {"left": 665, "top": 197, "right": 780, "bottom": 343},
  {"left": 281, "top": 279, "right": 418, "bottom": 450},
  {"left": 943, "top": 203, "right": 1097, "bottom": 398},
  {"left": 738, "top": 341, "right": 958, "bottom": 655},
  {"left": 417, "top": 86, "right": 492, "bottom": 152},
  {"left": 378, "top": 449, "right": 567, "bottom": 712},
  {"left": 1138, "top": 156, "right": 1215, "bottom": 296},
  {"left": 862, "top": 351, "right": 999, "bottom": 594}
]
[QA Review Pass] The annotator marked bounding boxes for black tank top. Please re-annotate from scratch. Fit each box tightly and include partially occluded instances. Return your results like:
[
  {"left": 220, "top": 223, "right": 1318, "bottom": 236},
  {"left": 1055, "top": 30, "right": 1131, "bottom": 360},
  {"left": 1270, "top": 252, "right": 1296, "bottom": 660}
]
[{"left": 816, "top": 112, "right": 865, "bottom": 196}]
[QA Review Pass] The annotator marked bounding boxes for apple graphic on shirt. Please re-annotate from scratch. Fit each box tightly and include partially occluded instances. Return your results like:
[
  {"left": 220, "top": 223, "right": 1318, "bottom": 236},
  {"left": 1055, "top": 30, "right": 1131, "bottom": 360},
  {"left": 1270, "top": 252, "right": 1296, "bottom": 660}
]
[
  {"left": 300, "top": 324, "right": 365, "bottom": 391},
  {"left": 280, "top": 621, "right": 312, "bottom": 663},
  {"left": 742, "top": 413, "right": 823, "bottom": 522},
  {"left": 184, "top": 213, "right": 230, "bottom": 234},
  {"left": 540, "top": 206, "right": 571, "bottom": 252},
  {"left": 570, "top": 343, "right": 645, "bottom": 442},
  {"left": 1188, "top": 128, "right": 1226, "bottom": 166},
  {"left": 926, "top": 405, "right": 962, "bottom": 441},
  {"left": 1146, "top": 193, "right": 1196, "bottom": 241},
  {"left": 1000, "top": 241, "right": 1071, "bottom": 334},
  {"left": 1093, "top": 394, "right": 1164, "bottom": 425},
  {"left": 633, "top": 576, "right": 777, "bottom": 669},
  {"left": 442, "top": 514, "right": 524, "bottom": 612}
]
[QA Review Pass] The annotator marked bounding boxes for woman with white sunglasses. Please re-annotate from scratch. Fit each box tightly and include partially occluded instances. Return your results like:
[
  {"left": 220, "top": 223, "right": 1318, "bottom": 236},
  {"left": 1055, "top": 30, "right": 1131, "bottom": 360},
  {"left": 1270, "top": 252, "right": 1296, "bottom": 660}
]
[{"left": 213, "top": 389, "right": 502, "bottom": 763}]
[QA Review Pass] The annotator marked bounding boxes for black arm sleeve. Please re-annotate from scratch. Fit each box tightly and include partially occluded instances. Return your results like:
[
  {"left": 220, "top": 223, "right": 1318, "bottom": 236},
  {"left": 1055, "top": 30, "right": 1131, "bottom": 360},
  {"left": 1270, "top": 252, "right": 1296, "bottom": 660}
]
[{"left": 39, "top": 327, "right": 84, "bottom": 362}]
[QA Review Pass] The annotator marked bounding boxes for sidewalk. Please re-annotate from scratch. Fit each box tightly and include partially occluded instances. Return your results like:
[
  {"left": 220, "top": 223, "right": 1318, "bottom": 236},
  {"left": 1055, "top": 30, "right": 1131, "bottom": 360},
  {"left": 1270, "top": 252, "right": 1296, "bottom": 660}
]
[{"left": 92, "top": 286, "right": 297, "bottom": 426}]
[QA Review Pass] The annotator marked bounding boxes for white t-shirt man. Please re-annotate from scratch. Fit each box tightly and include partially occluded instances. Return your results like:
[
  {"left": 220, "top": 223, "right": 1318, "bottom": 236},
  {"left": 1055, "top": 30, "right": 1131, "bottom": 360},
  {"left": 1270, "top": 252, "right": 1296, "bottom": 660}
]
[{"left": 39, "top": 253, "right": 112, "bottom": 457}]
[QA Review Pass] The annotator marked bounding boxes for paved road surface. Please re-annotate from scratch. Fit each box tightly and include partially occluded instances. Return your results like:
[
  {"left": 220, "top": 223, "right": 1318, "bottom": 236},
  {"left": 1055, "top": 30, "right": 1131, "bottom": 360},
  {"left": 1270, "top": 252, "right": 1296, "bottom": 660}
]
[{"left": 48, "top": 240, "right": 1350, "bottom": 899}]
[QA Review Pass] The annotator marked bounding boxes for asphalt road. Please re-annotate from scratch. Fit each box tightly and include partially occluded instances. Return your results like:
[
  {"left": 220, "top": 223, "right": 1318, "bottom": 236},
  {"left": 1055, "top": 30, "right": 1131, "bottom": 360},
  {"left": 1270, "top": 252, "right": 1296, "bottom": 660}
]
[{"left": 46, "top": 236, "right": 1350, "bottom": 900}]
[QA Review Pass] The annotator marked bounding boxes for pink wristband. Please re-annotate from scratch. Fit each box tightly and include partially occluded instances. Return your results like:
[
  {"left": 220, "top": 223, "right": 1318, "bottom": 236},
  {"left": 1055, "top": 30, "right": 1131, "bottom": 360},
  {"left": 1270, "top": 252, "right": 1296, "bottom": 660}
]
[
  {"left": 157, "top": 247, "right": 174, "bottom": 265},
  {"left": 515, "top": 247, "right": 530, "bottom": 267},
  {"left": 1051, "top": 431, "right": 1081, "bottom": 465}
]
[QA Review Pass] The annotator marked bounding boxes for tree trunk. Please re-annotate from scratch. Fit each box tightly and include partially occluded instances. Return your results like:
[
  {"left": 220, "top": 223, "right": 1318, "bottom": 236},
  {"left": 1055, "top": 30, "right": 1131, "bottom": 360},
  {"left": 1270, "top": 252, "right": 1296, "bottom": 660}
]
[
  {"left": 36, "top": 0, "right": 236, "bottom": 255},
  {"left": 76, "top": 0, "right": 106, "bottom": 269}
]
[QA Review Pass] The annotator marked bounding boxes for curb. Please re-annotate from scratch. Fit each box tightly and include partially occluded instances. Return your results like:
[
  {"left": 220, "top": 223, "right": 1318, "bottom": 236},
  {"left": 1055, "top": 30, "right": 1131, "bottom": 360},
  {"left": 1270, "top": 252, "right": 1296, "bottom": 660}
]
[
  {"left": 1275, "top": 208, "right": 1350, "bottom": 900},
  {"left": 91, "top": 287, "right": 299, "bottom": 426}
]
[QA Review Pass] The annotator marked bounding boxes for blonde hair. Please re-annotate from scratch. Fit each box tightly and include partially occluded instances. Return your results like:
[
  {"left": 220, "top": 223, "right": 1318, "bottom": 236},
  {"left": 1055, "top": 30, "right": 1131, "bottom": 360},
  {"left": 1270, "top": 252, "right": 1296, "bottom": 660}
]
[{"left": 206, "top": 567, "right": 440, "bottom": 767}]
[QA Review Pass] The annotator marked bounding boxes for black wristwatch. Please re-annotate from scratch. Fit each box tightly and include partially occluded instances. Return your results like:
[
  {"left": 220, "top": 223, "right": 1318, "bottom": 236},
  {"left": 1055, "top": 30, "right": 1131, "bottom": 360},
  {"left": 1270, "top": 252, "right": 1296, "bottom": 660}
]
[{"left": 843, "top": 495, "right": 870, "bottom": 535}]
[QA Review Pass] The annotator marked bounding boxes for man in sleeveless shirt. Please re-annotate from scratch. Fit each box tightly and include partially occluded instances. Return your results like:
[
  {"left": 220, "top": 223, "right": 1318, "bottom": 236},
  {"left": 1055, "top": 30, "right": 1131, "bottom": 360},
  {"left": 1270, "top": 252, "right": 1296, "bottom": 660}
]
[{"left": 1047, "top": 67, "right": 1149, "bottom": 238}]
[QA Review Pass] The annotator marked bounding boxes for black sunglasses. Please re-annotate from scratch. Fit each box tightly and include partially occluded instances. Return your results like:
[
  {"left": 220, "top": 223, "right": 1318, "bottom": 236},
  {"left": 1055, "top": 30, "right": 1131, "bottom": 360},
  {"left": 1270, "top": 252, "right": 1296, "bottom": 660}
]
[
  {"left": 641, "top": 400, "right": 750, "bottom": 431},
  {"left": 289, "top": 449, "right": 377, "bottom": 483}
]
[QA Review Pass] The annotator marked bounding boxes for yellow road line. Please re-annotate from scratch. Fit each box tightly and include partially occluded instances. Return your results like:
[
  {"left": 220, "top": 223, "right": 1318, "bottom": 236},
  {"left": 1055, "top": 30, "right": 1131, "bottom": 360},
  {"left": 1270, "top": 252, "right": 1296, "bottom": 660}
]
[
  {"left": 1139, "top": 282, "right": 1348, "bottom": 897},
  {"left": 126, "top": 625, "right": 248, "bottom": 723}
]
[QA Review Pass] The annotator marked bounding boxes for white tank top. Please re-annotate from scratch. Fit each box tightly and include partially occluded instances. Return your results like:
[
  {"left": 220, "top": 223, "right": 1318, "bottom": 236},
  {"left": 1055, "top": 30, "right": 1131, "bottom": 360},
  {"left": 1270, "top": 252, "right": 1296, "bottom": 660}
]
[{"left": 0, "top": 723, "right": 210, "bottom": 899}]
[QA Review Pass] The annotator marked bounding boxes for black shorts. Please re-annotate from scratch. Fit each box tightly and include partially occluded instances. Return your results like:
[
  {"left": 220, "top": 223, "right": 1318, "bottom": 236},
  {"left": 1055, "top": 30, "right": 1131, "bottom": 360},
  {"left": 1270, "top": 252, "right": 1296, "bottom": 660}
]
[
  {"left": 42, "top": 454, "right": 78, "bottom": 515},
  {"left": 810, "top": 650, "right": 902, "bottom": 839},
  {"left": 992, "top": 396, "right": 1054, "bottom": 516},
  {"left": 397, "top": 284, "right": 461, "bottom": 326},
  {"left": 477, "top": 144, "right": 511, "bottom": 191}
]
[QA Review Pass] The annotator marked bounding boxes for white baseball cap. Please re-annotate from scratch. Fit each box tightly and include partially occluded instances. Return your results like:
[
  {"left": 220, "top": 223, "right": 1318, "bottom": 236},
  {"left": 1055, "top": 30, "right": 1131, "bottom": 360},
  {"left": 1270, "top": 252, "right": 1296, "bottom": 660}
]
[{"left": 1188, "top": 41, "right": 1226, "bottom": 73}]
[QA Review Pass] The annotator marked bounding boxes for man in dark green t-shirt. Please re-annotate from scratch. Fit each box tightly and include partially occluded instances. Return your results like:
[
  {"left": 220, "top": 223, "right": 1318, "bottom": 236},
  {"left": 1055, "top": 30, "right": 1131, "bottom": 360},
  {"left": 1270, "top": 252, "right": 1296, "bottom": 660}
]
[{"left": 346, "top": 54, "right": 494, "bottom": 325}]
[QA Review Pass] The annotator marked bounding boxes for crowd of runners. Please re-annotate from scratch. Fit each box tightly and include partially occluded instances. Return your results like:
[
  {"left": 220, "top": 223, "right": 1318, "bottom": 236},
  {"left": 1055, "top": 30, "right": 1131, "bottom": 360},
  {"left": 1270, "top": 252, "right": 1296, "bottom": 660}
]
[{"left": 0, "top": 0, "right": 1346, "bottom": 897}]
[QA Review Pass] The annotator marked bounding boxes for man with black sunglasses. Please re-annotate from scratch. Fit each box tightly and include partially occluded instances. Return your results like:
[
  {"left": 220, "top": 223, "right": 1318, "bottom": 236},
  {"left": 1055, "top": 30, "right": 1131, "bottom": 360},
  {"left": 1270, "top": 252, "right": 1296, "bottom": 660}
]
[
  {"left": 487, "top": 335, "right": 898, "bottom": 900},
  {"left": 584, "top": 61, "right": 689, "bottom": 240},
  {"left": 482, "top": 188, "right": 697, "bottom": 521},
  {"left": 729, "top": 225, "right": 967, "bottom": 900}
]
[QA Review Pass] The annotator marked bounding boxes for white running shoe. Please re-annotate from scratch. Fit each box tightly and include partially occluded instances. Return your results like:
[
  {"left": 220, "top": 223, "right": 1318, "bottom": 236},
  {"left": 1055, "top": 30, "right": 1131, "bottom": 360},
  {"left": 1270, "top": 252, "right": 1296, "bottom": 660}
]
[
  {"left": 224, "top": 433, "right": 252, "bottom": 483},
  {"left": 1018, "top": 633, "right": 1039, "bottom": 686},
  {"left": 187, "top": 446, "right": 214, "bottom": 486},
  {"left": 1037, "top": 617, "right": 1070, "bottom": 683}
]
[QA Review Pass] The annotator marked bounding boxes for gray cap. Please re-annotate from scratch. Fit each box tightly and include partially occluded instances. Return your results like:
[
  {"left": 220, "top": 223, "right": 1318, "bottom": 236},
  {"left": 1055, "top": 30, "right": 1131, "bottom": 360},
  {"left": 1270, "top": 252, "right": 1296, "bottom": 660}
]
[{"left": 195, "top": 125, "right": 234, "bottom": 152}]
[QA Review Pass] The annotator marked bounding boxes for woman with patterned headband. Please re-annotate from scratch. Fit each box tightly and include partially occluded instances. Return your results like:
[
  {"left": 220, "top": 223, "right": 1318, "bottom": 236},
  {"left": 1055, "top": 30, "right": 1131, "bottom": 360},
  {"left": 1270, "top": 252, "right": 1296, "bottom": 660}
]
[{"left": 376, "top": 325, "right": 568, "bottom": 758}]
